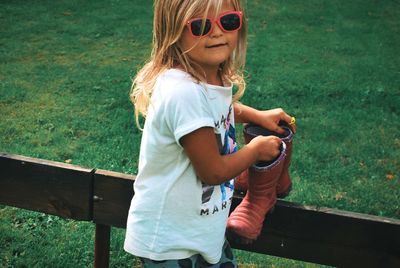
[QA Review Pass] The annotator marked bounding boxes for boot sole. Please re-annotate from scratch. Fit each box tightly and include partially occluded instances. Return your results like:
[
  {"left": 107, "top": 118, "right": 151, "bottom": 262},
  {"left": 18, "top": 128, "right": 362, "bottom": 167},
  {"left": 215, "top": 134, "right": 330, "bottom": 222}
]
[{"left": 226, "top": 229, "right": 254, "bottom": 245}]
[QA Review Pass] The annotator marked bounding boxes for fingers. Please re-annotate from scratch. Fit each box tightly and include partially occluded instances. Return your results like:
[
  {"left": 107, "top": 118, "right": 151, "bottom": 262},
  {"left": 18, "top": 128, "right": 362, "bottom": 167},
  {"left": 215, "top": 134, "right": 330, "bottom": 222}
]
[
  {"left": 267, "top": 137, "right": 282, "bottom": 160},
  {"left": 281, "top": 111, "right": 293, "bottom": 125},
  {"left": 253, "top": 108, "right": 297, "bottom": 134},
  {"left": 270, "top": 135, "right": 282, "bottom": 144},
  {"left": 277, "top": 109, "right": 296, "bottom": 134},
  {"left": 273, "top": 125, "right": 286, "bottom": 134},
  {"left": 264, "top": 136, "right": 282, "bottom": 160},
  {"left": 273, "top": 117, "right": 296, "bottom": 134},
  {"left": 247, "top": 135, "right": 283, "bottom": 162}
]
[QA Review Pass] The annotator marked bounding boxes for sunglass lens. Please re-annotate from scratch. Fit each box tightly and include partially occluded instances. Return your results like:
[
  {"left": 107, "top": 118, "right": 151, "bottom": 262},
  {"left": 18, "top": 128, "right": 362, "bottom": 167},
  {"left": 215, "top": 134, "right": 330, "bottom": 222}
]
[
  {"left": 220, "top": 13, "right": 241, "bottom": 31},
  {"left": 190, "top": 19, "right": 212, "bottom": 36}
]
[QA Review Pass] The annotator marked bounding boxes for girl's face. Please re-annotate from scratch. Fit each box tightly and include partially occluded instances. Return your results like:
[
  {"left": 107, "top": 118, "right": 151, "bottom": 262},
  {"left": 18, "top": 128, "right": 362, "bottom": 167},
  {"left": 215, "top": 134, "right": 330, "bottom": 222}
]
[{"left": 180, "top": 1, "right": 239, "bottom": 76}]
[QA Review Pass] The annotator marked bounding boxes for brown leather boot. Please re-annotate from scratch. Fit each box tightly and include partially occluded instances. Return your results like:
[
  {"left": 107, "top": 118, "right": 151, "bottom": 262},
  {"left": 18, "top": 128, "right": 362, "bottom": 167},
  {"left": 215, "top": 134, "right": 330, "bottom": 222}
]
[
  {"left": 227, "top": 143, "right": 286, "bottom": 243},
  {"left": 234, "top": 123, "right": 294, "bottom": 198}
]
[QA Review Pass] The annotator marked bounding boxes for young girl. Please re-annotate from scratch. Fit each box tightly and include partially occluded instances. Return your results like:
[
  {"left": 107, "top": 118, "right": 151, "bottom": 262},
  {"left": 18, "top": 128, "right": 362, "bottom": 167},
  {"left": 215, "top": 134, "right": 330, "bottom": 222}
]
[{"left": 124, "top": 0, "right": 295, "bottom": 267}]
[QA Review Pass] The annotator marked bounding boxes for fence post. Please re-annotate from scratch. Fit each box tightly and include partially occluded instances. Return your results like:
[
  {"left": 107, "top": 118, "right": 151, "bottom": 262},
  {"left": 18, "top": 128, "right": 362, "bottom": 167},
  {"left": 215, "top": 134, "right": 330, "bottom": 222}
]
[{"left": 94, "top": 224, "right": 111, "bottom": 268}]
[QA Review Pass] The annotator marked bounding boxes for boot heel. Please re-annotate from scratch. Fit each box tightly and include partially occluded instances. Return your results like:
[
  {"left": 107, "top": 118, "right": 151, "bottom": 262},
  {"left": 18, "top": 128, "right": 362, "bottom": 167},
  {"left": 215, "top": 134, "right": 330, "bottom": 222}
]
[
  {"left": 277, "top": 183, "right": 292, "bottom": 199},
  {"left": 226, "top": 229, "right": 254, "bottom": 245}
]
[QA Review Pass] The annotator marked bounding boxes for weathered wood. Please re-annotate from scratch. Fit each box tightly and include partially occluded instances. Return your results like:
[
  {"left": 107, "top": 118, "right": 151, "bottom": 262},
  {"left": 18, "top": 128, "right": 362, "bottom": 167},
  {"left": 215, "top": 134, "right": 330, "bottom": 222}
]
[
  {"left": 94, "top": 224, "right": 111, "bottom": 268},
  {"left": 92, "top": 169, "right": 135, "bottom": 228},
  {"left": 90, "top": 167, "right": 400, "bottom": 267},
  {"left": 230, "top": 196, "right": 400, "bottom": 268},
  {"left": 0, "top": 153, "right": 93, "bottom": 220},
  {"left": 1, "top": 153, "right": 399, "bottom": 267}
]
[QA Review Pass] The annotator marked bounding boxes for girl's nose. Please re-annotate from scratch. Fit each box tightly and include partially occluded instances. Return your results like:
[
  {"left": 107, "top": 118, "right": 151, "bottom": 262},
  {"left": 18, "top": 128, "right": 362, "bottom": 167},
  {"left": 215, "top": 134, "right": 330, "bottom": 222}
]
[{"left": 209, "top": 22, "right": 224, "bottom": 37}]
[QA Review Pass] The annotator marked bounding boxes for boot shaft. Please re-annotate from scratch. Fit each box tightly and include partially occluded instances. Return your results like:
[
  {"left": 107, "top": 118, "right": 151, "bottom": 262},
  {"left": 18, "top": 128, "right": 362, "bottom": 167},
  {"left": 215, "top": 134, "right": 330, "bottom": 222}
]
[{"left": 247, "top": 142, "right": 287, "bottom": 196}]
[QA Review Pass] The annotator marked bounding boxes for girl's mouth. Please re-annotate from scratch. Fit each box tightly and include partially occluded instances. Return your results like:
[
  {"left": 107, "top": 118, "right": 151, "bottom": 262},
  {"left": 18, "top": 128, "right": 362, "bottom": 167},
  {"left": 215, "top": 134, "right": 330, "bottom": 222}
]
[{"left": 206, "top": 43, "right": 227, "bottom": 48}]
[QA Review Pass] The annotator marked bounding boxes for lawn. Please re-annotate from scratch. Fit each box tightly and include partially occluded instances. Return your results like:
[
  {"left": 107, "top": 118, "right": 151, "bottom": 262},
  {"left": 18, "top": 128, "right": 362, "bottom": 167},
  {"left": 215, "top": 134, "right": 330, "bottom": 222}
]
[{"left": 1, "top": 0, "right": 399, "bottom": 267}]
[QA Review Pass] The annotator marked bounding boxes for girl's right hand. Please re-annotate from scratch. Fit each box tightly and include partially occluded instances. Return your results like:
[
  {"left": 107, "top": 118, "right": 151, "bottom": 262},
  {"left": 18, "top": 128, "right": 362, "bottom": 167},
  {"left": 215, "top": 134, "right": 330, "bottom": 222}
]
[{"left": 247, "top": 135, "right": 282, "bottom": 162}]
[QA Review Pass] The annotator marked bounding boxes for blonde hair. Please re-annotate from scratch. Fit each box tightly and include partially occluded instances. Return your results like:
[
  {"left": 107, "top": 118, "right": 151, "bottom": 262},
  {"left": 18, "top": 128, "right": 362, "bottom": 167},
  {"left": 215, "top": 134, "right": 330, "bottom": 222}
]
[{"left": 130, "top": 0, "right": 248, "bottom": 127}]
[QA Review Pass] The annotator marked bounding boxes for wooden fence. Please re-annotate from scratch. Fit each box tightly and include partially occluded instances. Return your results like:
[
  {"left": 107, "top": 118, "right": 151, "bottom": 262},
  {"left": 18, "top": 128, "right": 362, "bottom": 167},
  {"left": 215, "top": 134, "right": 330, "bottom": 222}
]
[{"left": 1, "top": 153, "right": 399, "bottom": 267}]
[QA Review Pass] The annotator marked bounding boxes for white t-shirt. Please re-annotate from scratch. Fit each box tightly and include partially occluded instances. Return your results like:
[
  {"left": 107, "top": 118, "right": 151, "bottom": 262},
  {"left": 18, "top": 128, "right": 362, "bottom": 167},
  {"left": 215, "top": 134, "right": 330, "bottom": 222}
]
[{"left": 124, "top": 69, "right": 237, "bottom": 264}]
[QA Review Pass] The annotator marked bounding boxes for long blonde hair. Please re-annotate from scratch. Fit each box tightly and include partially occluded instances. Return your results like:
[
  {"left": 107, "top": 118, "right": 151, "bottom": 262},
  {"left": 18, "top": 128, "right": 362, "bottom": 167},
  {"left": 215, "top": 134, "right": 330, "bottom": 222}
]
[{"left": 130, "top": 0, "right": 248, "bottom": 126}]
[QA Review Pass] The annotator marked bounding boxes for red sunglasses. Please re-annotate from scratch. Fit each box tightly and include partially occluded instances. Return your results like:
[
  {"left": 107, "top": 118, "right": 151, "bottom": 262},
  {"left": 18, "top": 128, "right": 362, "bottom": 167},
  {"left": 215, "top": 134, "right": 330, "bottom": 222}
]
[{"left": 186, "top": 11, "right": 243, "bottom": 37}]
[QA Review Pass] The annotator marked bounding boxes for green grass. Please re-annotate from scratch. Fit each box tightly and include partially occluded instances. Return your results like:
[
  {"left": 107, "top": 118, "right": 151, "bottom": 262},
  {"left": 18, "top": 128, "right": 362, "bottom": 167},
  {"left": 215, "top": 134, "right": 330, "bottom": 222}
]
[{"left": 1, "top": 0, "right": 399, "bottom": 267}]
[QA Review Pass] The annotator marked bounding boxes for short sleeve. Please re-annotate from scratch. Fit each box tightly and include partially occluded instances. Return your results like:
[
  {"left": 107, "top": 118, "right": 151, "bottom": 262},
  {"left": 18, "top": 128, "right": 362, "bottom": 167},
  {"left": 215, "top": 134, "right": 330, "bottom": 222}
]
[{"left": 161, "top": 81, "right": 215, "bottom": 146}]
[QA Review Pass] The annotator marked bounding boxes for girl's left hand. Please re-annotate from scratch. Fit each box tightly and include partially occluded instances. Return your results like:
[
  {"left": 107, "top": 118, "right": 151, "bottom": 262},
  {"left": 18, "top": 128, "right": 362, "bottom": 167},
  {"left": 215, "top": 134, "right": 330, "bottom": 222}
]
[{"left": 256, "top": 108, "right": 296, "bottom": 134}]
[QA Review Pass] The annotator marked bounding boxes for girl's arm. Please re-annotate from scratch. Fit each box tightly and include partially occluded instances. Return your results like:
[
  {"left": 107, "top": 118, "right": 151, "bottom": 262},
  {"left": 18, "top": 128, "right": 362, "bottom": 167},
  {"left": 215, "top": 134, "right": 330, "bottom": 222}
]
[
  {"left": 234, "top": 102, "right": 296, "bottom": 134},
  {"left": 233, "top": 102, "right": 260, "bottom": 123},
  {"left": 180, "top": 127, "right": 281, "bottom": 185}
]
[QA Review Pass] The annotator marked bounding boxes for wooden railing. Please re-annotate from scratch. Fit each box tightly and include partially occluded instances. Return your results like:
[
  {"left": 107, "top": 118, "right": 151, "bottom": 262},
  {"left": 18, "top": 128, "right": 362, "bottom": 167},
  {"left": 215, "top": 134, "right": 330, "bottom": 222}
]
[{"left": 1, "top": 153, "right": 399, "bottom": 267}]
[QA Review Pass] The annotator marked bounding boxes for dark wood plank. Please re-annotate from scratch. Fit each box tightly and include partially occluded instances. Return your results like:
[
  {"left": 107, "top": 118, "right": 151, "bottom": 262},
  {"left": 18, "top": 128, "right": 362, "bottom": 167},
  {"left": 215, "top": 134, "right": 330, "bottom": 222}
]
[
  {"left": 92, "top": 169, "right": 135, "bottom": 228},
  {"left": 94, "top": 224, "right": 111, "bottom": 268},
  {"left": 229, "top": 196, "right": 400, "bottom": 267},
  {"left": 0, "top": 153, "right": 93, "bottom": 220}
]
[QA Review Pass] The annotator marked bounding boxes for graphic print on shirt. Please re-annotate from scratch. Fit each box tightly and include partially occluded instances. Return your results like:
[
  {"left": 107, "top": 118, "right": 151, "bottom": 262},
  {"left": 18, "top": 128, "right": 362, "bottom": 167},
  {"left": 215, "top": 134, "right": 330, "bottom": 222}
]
[{"left": 200, "top": 105, "right": 237, "bottom": 216}]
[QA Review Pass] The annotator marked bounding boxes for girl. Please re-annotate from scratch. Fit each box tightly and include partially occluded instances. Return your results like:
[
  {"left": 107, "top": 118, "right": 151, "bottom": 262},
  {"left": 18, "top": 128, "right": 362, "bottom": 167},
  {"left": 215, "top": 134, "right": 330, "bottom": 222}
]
[{"left": 124, "top": 0, "right": 295, "bottom": 267}]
